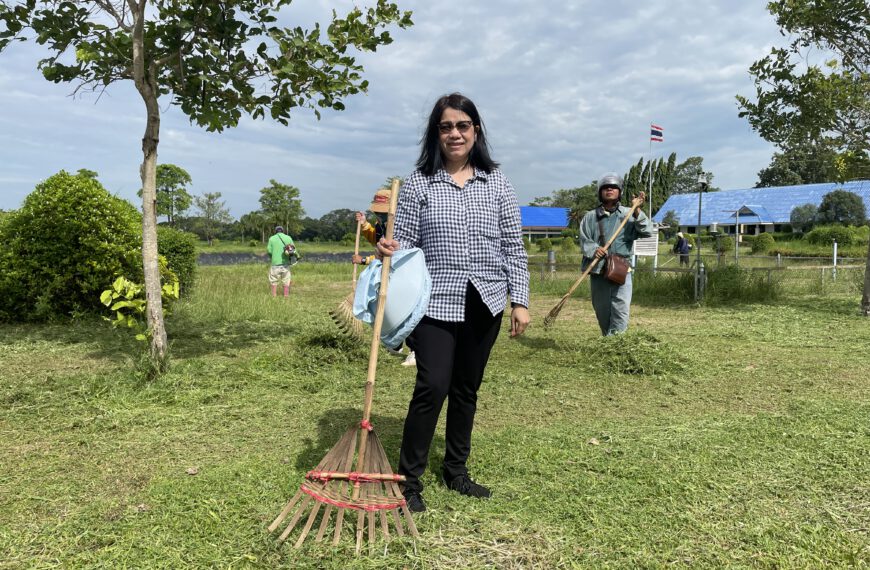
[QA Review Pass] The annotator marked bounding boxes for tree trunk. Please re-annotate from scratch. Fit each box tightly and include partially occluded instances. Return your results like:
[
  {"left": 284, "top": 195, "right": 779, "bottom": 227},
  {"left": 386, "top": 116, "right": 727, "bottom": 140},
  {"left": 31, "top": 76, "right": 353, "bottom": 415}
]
[
  {"left": 862, "top": 237, "right": 870, "bottom": 316},
  {"left": 131, "top": 1, "right": 168, "bottom": 369}
]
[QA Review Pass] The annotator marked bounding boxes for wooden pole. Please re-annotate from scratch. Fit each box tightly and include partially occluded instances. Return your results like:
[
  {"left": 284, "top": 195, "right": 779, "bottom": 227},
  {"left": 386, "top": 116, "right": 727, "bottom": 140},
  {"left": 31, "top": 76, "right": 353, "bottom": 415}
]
[{"left": 353, "top": 178, "right": 401, "bottom": 495}]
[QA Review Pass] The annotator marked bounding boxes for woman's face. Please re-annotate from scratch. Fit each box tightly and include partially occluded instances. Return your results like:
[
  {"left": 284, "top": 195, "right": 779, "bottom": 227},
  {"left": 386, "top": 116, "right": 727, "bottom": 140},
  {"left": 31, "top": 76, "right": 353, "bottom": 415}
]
[{"left": 438, "top": 107, "right": 476, "bottom": 167}]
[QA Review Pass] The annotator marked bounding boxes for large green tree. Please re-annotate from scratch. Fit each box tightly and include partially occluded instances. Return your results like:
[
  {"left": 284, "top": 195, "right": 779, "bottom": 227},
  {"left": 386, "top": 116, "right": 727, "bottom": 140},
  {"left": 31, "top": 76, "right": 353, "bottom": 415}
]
[
  {"left": 258, "top": 179, "right": 304, "bottom": 236},
  {"left": 737, "top": 0, "right": 869, "bottom": 182},
  {"left": 816, "top": 189, "right": 867, "bottom": 226},
  {"left": 0, "top": 0, "right": 412, "bottom": 366},
  {"left": 756, "top": 139, "right": 841, "bottom": 187}
]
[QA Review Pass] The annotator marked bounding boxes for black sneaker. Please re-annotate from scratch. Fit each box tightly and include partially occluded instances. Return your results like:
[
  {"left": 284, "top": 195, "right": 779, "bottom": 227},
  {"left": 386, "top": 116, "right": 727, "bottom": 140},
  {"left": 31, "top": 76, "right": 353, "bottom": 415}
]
[
  {"left": 443, "top": 474, "right": 491, "bottom": 498},
  {"left": 402, "top": 490, "right": 427, "bottom": 513}
]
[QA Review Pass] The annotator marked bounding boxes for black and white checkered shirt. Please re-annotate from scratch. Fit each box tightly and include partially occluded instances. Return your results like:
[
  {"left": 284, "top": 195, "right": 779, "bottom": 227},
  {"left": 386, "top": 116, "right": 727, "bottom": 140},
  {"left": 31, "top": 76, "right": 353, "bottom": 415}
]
[{"left": 393, "top": 168, "right": 529, "bottom": 322}]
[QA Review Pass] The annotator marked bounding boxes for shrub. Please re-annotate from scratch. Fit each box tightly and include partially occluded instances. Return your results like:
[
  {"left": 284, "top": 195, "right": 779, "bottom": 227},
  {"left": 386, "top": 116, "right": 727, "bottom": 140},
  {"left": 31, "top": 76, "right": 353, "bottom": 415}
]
[
  {"left": 248, "top": 239, "right": 259, "bottom": 247},
  {"left": 537, "top": 238, "right": 553, "bottom": 252},
  {"left": 340, "top": 232, "right": 356, "bottom": 246},
  {"left": 0, "top": 170, "right": 142, "bottom": 321},
  {"left": 805, "top": 225, "right": 855, "bottom": 246},
  {"left": 752, "top": 232, "right": 775, "bottom": 253},
  {"left": 157, "top": 226, "right": 198, "bottom": 297},
  {"left": 717, "top": 235, "right": 734, "bottom": 254},
  {"left": 558, "top": 237, "right": 578, "bottom": 253}
]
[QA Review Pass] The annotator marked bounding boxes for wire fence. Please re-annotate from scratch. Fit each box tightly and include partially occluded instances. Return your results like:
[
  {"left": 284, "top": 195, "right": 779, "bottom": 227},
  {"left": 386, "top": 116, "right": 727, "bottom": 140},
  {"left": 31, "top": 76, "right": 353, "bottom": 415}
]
[{"left": 528, "top": 252, "right": 868, "bottom": 301}]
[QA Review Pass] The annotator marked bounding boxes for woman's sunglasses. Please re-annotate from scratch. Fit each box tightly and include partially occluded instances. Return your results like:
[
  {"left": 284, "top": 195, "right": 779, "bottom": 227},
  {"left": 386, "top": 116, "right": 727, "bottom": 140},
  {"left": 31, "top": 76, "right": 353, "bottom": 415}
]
[{"left": 437, "top": 121, "right": 474, "bottom": 134}]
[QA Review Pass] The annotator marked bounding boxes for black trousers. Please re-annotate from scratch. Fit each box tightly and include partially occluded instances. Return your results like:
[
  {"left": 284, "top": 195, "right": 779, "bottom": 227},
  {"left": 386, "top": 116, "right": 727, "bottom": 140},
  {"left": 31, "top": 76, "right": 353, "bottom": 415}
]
[{"left": 398, "top": 283, "right": 503, "bottom": 493}]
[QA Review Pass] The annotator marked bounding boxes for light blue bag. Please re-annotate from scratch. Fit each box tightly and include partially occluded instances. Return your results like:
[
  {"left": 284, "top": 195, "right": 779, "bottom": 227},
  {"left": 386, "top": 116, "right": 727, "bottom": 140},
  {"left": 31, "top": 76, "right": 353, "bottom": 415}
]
[{"left": 353, "top": 248, "right": 431, "bottom": 349}]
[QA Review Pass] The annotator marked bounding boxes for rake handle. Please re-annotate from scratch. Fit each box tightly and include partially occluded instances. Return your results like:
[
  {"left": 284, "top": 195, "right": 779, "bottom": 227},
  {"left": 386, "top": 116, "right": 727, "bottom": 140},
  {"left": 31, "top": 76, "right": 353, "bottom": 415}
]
[
  {"left": 354, "top": 178, "right": 402, "bottom": 481},
  {"left": 352, "top": 220, "right": 361, "bottom": 287},
  {"left": 548, "top": 197, "right": 644, "bottom": 317}
]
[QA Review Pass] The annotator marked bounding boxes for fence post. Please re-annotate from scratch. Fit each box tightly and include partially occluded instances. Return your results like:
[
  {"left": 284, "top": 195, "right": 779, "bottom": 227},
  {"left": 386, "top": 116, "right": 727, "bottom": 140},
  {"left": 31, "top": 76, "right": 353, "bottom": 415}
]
[
  {"left": 776, "top": 253, "right": 781, "bottom": 267},
  {"left": 547, "top": 250, "right": 556, "bottom": 277},
  {"left": 832, "top": 239, "right": 838, "bottom": 281}
]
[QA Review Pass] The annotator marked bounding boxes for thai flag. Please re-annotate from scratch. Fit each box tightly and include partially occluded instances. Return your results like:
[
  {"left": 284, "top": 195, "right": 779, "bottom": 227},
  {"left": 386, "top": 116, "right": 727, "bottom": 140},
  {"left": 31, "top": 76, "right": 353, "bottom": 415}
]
[{"left": 650, "top": 124, "right": 664, "bottom": 142}]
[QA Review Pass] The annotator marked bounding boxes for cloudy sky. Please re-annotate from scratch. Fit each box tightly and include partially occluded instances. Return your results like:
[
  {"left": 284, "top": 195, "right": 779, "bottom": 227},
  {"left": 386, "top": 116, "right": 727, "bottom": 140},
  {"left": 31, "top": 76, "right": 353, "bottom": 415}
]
[{"left": 0, "top": 0, "right": 785, "bottom": 219}]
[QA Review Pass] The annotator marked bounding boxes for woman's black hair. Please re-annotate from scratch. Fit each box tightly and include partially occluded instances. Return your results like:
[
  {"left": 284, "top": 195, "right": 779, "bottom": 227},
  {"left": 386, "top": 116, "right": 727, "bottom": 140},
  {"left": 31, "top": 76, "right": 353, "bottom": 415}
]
[{"left": 415, "top": 92, "right": 499, "bottom": 176}]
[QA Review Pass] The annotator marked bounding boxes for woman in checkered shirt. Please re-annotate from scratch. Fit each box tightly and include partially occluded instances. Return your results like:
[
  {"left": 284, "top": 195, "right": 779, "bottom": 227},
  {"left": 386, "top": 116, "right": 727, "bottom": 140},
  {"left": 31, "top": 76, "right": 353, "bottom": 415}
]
[{"left": 377, "top": 93, "right": 530, "bottom": 513}]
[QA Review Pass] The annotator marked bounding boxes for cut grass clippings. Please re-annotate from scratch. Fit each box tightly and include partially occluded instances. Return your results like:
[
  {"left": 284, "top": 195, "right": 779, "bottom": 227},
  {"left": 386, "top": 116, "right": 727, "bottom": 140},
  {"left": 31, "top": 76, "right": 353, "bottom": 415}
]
[{"left": 1, "top": 262, "right": 869, "bottom": 568}]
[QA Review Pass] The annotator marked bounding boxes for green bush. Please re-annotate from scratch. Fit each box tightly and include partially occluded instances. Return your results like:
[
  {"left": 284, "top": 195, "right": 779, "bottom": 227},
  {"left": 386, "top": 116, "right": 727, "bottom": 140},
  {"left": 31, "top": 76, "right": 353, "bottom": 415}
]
[
  {"left": 340, "top": 232, "right": 356, "bottom": 246},
  {"left": 717, "top": 235, "right": 734, "bottom": 254},
  {"left": 537, "top": 238, "right": 553, "bottom": 252},
  {"left": 752, "top": 232, "right": 776, "bottom": 253},
  {"left": 248, "top": 239, "right": 259, "bottom": 247},
  {"left": 0, "top": 170, "right": 142, "bottom": 321},
  {"left": 805, "top": 225, "right": 856, "bottom": 246},
  {"left": 558, "top": 237, "right": 578, "bottom": 253},
  {"left": 157, "top": 226, "right": 198, "bottom": 297}
]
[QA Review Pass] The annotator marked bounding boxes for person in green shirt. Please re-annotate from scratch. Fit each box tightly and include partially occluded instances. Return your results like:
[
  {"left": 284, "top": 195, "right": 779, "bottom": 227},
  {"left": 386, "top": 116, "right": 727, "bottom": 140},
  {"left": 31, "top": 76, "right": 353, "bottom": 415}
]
[
  {"left": 579, "top": 173, "right": 650, "bottom": 335},
  {"left": 266, "top": 225, "right": 295, "bottom": 297}
]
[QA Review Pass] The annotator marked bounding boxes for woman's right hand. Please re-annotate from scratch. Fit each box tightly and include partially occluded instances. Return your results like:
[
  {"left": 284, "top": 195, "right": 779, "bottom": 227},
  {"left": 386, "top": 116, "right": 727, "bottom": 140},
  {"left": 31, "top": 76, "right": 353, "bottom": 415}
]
[
  {"left": 354, "top": 211, "right": 365, "bottom": 224},
  {"left": 376, "top": 238, "right": 399, "bottom": 259}
]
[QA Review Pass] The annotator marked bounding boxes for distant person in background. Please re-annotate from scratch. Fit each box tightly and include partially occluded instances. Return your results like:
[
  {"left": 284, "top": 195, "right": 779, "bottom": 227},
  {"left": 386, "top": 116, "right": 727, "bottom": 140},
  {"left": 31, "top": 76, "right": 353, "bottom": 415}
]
[
  {"left": 673, "top": 231, "right": 690, "bottom": 267},
  {"left": 351, "top": 188, "right": 390, "bottom": 267},
  {"left": 352, "top": 187, "right": 417, "bottom": 367},
  {"left": 266, "top": 225, "right": 295, "bottom": 297},
  {"left": 579, "top": 173, "right": 651, "bottom": 336}
]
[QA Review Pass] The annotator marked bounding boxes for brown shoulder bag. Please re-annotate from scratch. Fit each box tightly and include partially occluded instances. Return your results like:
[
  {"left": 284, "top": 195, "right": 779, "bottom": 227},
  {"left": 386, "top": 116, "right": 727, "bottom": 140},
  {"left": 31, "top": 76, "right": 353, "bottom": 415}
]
[{"left": 598, "top": 217, "right": 630, "bottom": 285}]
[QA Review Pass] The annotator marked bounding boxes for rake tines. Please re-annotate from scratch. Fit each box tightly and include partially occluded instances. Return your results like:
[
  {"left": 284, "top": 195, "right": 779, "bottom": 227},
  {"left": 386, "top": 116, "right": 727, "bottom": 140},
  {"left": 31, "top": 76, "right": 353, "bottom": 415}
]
[
  {"left": 329, "top": 292, "right": 367, "bottom": 341},
  {"left": 268, "top": 424, "right": 417, "bottom": 552}
]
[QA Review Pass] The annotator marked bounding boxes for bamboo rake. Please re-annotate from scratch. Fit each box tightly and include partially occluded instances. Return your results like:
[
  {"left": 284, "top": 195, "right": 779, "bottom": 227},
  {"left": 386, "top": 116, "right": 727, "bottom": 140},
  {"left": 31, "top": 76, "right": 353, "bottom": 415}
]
[
  {"left": 270, "top": 178, "right": 416, "bottom": 552},
  {"left": 330, "top": 219, "right": 366, "bottom": 340}
]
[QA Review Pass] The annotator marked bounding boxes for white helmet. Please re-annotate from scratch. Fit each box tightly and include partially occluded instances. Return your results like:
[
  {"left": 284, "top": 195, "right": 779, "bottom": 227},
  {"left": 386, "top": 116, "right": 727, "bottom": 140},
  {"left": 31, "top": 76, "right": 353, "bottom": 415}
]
[{"left": 597, "top": 172, "right": 624, "bottom": 201}]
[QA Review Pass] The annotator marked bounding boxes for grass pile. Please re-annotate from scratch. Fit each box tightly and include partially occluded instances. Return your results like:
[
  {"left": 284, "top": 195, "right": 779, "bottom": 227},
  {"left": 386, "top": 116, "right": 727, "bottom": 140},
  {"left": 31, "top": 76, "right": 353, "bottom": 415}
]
[
  {"left": 1, "top": 261, "right": 869, "bottom": 568},
  {"left": 564, "top": 329, "right": 693, "bottom": 376}
]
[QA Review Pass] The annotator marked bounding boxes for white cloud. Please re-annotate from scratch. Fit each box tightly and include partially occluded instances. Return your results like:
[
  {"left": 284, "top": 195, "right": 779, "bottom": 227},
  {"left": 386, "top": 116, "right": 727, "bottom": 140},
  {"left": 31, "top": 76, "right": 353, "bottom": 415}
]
[{"left": 0, "top": 0, "right": 791, "bottom": 218}]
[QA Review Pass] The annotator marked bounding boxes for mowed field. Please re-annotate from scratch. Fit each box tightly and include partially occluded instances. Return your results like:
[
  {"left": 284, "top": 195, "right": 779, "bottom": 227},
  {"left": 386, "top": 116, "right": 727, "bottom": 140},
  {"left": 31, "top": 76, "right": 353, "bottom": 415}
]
[{"left": 1, "top": 261, "right": 868, "bottom": 569}]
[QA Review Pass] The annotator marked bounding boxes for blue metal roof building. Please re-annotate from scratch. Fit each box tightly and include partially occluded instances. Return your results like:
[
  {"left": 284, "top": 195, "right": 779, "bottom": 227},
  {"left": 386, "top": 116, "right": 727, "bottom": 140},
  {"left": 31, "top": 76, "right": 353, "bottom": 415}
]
[
  {"left": 653, "top": 180, "right": 870, "bottom": 233},
  {"left": 520, "top": 206, "right": 569, "bottom": 239}
]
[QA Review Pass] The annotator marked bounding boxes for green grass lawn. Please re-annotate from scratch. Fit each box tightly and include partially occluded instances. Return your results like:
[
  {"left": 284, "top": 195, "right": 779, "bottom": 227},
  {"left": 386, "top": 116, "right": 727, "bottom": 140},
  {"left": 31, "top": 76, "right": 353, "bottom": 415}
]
[{"left": 1, "top": 263, "right": 869, "bottom": 568}]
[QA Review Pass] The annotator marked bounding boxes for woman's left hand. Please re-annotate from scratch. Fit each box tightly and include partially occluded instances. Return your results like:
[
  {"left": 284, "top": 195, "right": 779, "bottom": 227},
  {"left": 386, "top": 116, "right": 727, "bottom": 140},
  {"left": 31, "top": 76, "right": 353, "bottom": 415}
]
[
  {"left": 376, "top": 238, "right": 400, "bottom": 259},
  {"left": 510, "top": 306, "right": 530, "bottom": 338}
]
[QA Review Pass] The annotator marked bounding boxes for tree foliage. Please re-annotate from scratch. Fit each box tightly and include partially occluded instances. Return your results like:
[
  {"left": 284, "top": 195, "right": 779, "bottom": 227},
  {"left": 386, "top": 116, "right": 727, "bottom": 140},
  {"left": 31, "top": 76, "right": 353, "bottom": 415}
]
[
  {"left": 755, "top": 139, "right": 841, "bottom": 187},
  {"left": 0, "top": 1, "right": 414, "bottom": 128},
  {"left": 789, "top": 203, "right": 819, "bottom": 233},
  {"left": 137, "top": 164, "right": 193, "bottom": 226},
  {"left": 258, "top": 179, "right": 304, "bottom": 235},
  {"left": 193, "top": 192, "right": 232, "bottom": 245},
  {"left": 737, "top": 0, "right": 870, "bottom": 181},
  {"left": 816, "top": 189, "right": 867, "bottom": 226}
]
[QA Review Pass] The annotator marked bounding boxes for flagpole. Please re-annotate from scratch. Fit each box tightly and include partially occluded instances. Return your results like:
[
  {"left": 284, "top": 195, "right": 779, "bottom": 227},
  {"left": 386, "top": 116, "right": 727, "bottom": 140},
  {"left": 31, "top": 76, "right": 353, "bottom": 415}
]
[{"left": 647, "top": 125, "right": 653, "bottom": 218}]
